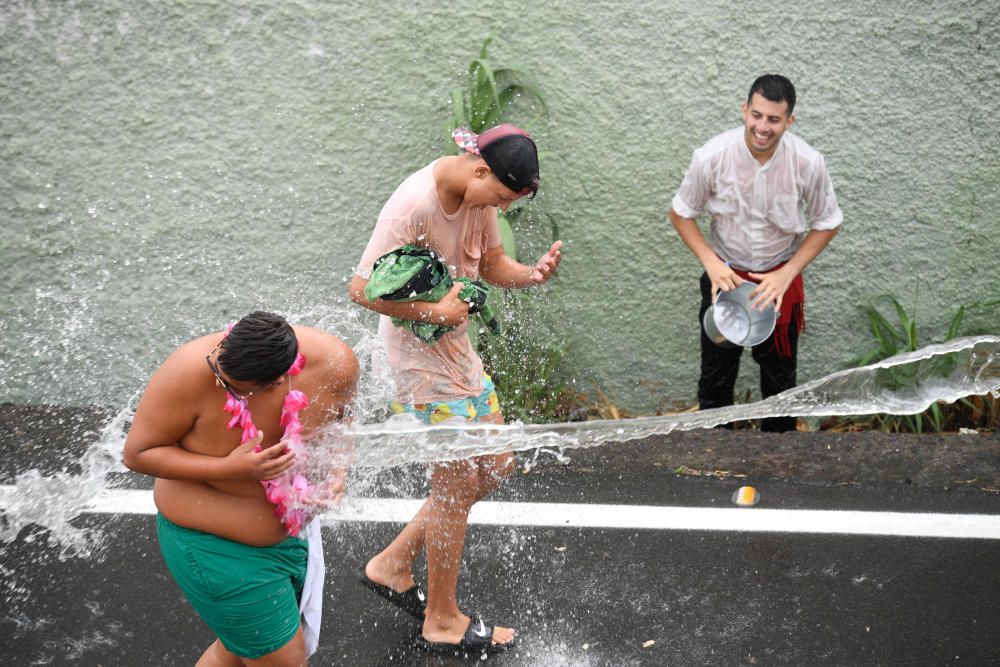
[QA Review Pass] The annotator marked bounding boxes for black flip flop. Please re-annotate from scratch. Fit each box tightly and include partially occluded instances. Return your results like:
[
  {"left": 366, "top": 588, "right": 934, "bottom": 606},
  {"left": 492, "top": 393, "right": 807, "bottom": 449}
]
[
  {"left": 415, "top": 615, "right": 514, "bottom": 655},
  {"left": 358, "top": 566, "right": 426, "bottom": 619}
]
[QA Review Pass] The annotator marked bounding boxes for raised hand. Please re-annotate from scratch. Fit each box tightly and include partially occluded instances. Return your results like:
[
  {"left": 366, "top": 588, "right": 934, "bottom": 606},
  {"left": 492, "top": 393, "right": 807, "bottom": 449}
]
[{"left": 530, "top": 240, "right": 563, "bottom": 285}]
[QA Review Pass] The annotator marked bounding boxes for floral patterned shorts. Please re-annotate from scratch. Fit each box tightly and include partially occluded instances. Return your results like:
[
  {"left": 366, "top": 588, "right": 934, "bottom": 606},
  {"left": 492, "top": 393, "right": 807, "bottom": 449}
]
[{"left": 390, "top": 374, "right": 500, "bottom": 424}]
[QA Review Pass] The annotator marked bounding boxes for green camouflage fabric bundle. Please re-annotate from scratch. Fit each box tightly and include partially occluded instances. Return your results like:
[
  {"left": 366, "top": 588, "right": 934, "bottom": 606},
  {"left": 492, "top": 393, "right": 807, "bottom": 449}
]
[{"left": 364, "top": 244, "right": 500, "bottom": 345}]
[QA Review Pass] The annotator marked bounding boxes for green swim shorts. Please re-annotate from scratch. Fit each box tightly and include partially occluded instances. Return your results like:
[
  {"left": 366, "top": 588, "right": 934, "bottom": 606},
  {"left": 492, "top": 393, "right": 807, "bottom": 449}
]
[{"left": 156, "top": 513, "right": 307, "bottom": 659}]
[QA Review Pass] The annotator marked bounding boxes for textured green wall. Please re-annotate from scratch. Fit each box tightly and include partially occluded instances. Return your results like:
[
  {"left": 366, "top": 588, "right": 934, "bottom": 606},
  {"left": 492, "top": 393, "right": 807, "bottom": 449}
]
[{"left": 2, "top": 0, "right": 998, "bottom": 412}]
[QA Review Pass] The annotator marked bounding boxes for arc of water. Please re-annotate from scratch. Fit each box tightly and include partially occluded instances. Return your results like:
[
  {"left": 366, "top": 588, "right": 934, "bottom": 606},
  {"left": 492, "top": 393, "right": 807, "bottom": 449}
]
[
  {"left": 2, "top": 337, "right": 997, "bottom": 554},
  {"left": 318, "top": 336, "right": 1000, "bottom": 468}
]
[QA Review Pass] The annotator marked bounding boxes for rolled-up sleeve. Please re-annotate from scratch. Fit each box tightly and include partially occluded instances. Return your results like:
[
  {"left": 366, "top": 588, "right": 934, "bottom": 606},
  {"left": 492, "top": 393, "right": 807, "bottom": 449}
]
[
  {"left": 670, "top": 152, "right": 709, "bottom": 219},
  {"left": 804, "top": 155, "right": 842, "bottom": 231}
]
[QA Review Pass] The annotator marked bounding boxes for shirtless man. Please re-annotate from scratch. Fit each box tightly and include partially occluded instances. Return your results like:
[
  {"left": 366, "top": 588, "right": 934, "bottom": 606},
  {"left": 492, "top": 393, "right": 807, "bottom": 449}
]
[{"left": 123, "top": 311, "right": 359, "bottom": 666}]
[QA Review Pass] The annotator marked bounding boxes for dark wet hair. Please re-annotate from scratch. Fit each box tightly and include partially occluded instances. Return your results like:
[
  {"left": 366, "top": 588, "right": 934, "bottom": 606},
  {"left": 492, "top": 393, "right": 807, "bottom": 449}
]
[
  {"left": 747, "top": 74, "right": 796, "bottom": 115},
  {"left": 218, "top": 311, "right": 298, "bottom": 383}
]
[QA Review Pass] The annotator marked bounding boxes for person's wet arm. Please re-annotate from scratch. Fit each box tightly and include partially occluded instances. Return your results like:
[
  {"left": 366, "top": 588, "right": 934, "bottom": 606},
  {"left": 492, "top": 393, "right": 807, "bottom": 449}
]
[
  {"left": 670, "top": 149, "right": 743, "bottom": 298},
  {"left": 669, "top": 209, "right": 742, "bottom": 298},
  {"left": 479, "top": 241, "right": 563, "bottom": 288},
  {"left": 348, "top": 274, "right": 469, "bottom": 327}
]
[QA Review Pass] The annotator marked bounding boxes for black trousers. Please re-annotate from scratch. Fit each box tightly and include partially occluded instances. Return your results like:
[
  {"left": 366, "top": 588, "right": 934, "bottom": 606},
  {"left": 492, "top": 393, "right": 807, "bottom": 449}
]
[{"left": 697, "top": 272, "right": 799, "bottom": 432}]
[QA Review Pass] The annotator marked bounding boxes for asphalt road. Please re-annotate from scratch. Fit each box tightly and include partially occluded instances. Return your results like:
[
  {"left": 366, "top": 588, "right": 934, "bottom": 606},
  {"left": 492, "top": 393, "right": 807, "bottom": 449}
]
[{"left": 2, "top": 405, "right": 999, "bottom": 665}]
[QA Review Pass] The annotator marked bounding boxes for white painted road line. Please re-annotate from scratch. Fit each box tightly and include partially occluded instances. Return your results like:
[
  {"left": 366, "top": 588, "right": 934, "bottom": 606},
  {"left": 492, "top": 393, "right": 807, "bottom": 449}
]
[
  {"left": 3, "top": 486, "right": 999, "bottom": 540},
  {"left": 341, "top": 497, "right": 1000, "bottom": 540}
]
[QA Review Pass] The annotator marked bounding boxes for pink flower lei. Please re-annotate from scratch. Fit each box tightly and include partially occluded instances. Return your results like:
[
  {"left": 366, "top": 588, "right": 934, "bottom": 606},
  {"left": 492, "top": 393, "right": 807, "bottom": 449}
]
[{"left": 220, "top": 324, "right": 312, "bottom": 536}]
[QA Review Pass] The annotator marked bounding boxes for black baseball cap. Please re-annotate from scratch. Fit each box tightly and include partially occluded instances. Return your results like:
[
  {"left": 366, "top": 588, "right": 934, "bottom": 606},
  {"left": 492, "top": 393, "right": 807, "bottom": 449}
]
[{"left": 453, "top": 124, "right": 540, "bottom": 196}]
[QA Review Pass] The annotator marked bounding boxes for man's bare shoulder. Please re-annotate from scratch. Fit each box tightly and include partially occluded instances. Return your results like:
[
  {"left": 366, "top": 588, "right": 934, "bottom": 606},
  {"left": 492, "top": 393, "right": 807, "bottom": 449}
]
[
  {"left": 294, "top": 326, "right": 360, "bottom": 378},
  {"left": 154, "top": 333, "right": 219, "bottom": 376},
  {"left": 132, "top": 333, "right": 219, "bottom": 427}
]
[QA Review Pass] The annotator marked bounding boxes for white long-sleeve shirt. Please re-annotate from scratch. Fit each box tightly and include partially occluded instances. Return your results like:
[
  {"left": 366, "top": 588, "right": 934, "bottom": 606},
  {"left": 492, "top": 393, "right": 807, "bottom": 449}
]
[{"left": 671, "top": 127, "right": 842, "bottom": 272}]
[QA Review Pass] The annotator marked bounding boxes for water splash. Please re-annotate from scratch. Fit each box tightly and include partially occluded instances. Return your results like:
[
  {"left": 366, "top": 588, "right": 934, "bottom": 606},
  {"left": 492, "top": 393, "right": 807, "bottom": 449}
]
[
  {"left": 0, "top": 302, "right": 394, "bottom": 554},
  {"left": 1, "top": 335, "right": 997, "bottom": 553},
  {"left": 0, "top": 398, "right": 133, "bottom": 558},
  {"left": 313, "top": 336, "right": 1000, "bottom": 468}
]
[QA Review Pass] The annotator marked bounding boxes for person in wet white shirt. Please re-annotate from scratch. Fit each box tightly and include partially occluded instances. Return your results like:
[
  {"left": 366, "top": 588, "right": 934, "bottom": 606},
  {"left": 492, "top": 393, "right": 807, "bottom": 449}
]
[{"left": 668, "top": 74, "right": 842, "bottom": 432}]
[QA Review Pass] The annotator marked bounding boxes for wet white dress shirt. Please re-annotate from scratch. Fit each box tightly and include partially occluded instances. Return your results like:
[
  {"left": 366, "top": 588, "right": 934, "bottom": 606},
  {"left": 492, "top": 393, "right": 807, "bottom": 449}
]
[{"left": 671, "top": 127, "right": 842, "bottom": 272}]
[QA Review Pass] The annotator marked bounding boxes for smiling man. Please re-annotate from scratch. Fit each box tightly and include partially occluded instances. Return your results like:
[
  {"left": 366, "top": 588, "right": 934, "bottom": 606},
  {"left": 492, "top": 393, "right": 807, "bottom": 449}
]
[{"left": 668, "top": 74, "right": 842, "bottom": 431}]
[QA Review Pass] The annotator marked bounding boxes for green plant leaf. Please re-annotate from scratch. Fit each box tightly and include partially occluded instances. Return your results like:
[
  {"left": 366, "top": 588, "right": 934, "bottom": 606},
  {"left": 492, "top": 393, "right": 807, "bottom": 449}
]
[
  {"left": 497, "top": 210, "right": 518, "bottom": 260},
  {"left": 478, "top": 35, "right": 494, "bottom": 59},
  {"left": 840, "top": 293, "right": 982, "bottom": 434},
  {"left": 947, "top": 305, "right": 965, "bottom": 340},
  {"left": 929, "top": 402, "right": 943, "bottom": 432},
  {"left": 468, "top": 58, "right": 500, "bottom": 131},
  {"left": 866, "top": 305, "right": 900, "bottom": 356},
  {"left": 495, "top": 74, "right": 548, "bottom": 111},
  {"left": 890, "top": 297, "right": 918, "bottom": 351},
  {"left": 451, "top": 88, "right": 469, "bottom": 129},
  {"left": 544, "top": 211, "right": 561, "bottom": 242}
]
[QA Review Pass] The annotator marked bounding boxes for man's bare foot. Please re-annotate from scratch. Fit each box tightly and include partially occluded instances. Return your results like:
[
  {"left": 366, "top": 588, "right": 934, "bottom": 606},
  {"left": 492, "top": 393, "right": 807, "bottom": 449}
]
[
  {"left": 364, "top": 556, "right": 415, "bottom": 593},
  {"left": 422, "top": 612, "right": 515, "bottom": 648},
  {"left": 359, "top": 559, "right": 426, "bottom": 619}
]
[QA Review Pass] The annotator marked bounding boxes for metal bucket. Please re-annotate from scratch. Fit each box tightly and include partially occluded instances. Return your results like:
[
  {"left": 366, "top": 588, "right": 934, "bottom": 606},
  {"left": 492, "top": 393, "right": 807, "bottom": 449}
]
[
  {"left": 702, "top": 305, "right": 736, "bottom": 347},
  {"left": 703, "top": 281, "right": 777, "bottom": 347}
]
